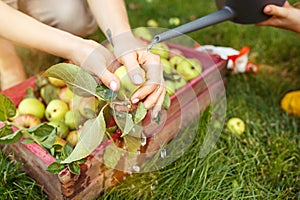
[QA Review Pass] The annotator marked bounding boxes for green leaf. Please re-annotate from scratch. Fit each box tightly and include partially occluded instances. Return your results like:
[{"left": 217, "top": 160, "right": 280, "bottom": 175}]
[
  {"left": 154, "top": 111, "right": 162, "bottom": 124},
  {"left": 23, "top": 87, "right": 36, "bottom": 99},
  {"left": 43, "top": 63, "right": 98, "bottom": 97},
  {"left": 113, "top": 110, "right": 143, "bottom": 138},
  {"left": 40, "top": 84, "right": 60, "bottom": 105},
  {"left": 133, "top": 102, "right": 147, "bottom": 124},
  {"left": 46, "top": 161, "right": 66, "bottom": 174},
  {"left": 0, "top": 123, "right": 13, "bottom": 137},
  {"left": 28, "top": 123, "right": 54, "bottom": 138},
  {"left": 123, "top": 113, "right": 134, "bottom": 136},
  {"left": 96, "top": 84, "right": 117, "bottom": 102},
  {"left": 0, "top": 129, "right": 22, "bottom": 144},
  {"left": 0, "top": 94, "right": 16, "bottom": 121},
  {"left": 123, "top": 135, "right": 141, "bottom": 153},
  {"left": 162, "top": 92, "right": 171, "bottom": 110},
  {"left": 68, "top": 162, "right": 81, "bottom": 175},
  {"left": 103, "top": 144, "right": 124, "bottom": 169},
  {"left": 21, "top": 138, "right": 34, "bottom": 144},
  {"left": 40, "top": 129, "right": 57, "bottom": 149},
  {"left": 61, "top": 107, "right": 106, "bottom": 164},
  {"left": 61, "top": 142, "right": 74, "bottom": 159}
]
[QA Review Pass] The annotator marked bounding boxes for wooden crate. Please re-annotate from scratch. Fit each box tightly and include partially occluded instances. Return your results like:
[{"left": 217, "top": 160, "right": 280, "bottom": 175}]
[{"left": 0, "top": 44, "right": 227, "bottom": 199}]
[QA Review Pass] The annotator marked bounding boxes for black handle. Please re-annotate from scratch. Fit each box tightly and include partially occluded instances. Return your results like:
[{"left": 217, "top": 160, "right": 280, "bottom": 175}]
[{"left": 152, "top": 6, "right": 236, "bottom": 44}]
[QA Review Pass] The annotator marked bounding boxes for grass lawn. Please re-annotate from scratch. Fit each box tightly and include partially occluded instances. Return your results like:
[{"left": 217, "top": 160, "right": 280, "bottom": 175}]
[{"left": 1, "top": 0, "right": 299, "bottom": 199}]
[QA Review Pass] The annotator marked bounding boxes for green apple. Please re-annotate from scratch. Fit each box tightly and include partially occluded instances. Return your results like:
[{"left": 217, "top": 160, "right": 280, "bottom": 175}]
[
  {"left": 45, "top": 99, "right": 69, "bottom": 121},
  {"left": 150, "top": 43, "right": 170, "bottom": 59},
  {"left": 18, "top": 98, "right": 45, "bottom": 119},
  {"left": 227, "top": 117, "right": 246, "bottom": 135},
  {"left": 114, "top": 65, "right": 145, "bottom": 100},
  {"left": 64, "top": 109, "right": 86, "bottom": 130},
  {"left": 176, "top": 58, "right": 202, "bottom": 81},
  {"left": 78, "top": 97, "right": 100, "bottom": 119},
  {"left": 161, "top": 58, "right": 173, "bottom": 75},
  {"left": 169, "top": 17, "right": 181, "bottom": 26},
  {"left": 133, "top": 27, "right": 153, "bottom": 41},
  {"left": 174, "top": 76, "right": 187, "bottom": 91},
  {"left": 48, "top": 77, "right": 66, "bottom": 87},
  {"left": 48, "top": 120, "right": 69, "bottom": 139},
  {"left": 66, "top": 130, "right": 79, "bottom": 147},
  {"left": 165, "top": 80, "right": 176, "bottom": 95},
  {"left": 147, "top": 19, "right": 158, "bottom": 27},
  {"left": 58, "top": 87, "right": 74, "bottom": 104},
  {"left": 13, "top": 114, "right": 42, "bottom": 128},
  {"left": 169, "top": 55, "right": 185, "bottom": 69},
  {"left": 168, "top": 48, "right": 184, "bottom": 59}
]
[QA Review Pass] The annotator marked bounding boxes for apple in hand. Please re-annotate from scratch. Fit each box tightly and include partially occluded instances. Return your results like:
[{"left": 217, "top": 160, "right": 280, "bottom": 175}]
[
  {"left": 176, "top": 58, "right": 202, "bottom": 81},
  {"left": 64, "top": 109, "right": 86, "bottom": 130},
  {"left": 18, "top": 98, "right": 45, "bottom": 119},
  {"left": 165, "top": 80, "right": 176, "bottom": 95},
  {"left": 161, "top": 58, "right": 174, "bottom": 75},
  {"left": 13, "top": 114, "right": 41, "bottom": 128},
  {"left": 227, "top": 117, "right": 246, "bottom": 135},
  {"left": 150, "top": 43, "right": 170, "bottom": 59},
  {"left": 45, "top": 99, "right": 69, "bottom": 121},
  {"left": 48, "top": 120, "right": 69, "bottom": 139},
  {"left": 114, "top": 65, "right": 145, "bottom": 100}
]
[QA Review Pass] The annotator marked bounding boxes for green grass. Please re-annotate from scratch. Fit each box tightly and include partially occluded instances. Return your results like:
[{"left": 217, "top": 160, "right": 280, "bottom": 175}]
[{"left": 1, "top": 0, "right": 300, "bottom": 199}]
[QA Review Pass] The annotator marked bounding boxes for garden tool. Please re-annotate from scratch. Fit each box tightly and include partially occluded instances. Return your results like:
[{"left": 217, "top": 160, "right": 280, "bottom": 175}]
[{"left": 148, "top": 0, "right": 286, "bottom": 49}]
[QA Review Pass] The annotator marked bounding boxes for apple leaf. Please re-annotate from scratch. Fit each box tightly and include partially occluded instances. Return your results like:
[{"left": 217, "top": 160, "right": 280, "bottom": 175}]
[
  {"left": 43, "top": 63, "right": 99, "bottom": 97},
  {"left": 61, "top": 108, "right": 106, "bottom": 164},
  {"left": 133, "top": 102, "right": 147, "bottom": 124},
  {"left": 162, "top": 93, "right": 171, "bottom": 110},
  {"left": 40, "top": 84, "right": 60, "bottom": 105},
  {"left": 46, "top": 161, "right": 66, "bottom": 174},
  {"left": 96, "top": 84, "right": 117, "bottom": 102},
  {"left": 0, "top": 94, "right": 16, "bottom": 121},
  {"left": 103, "top": 144, "right": 124, "bottom": 169},
  {"left": 67, "top": 162, "right": 81, "bottom": 175},
  {"left": 113, "top": 110, "right": 143, "bottom": 138},
  {"left": 123, "top": 135, "right": 141, "bottom": 153},
  {"left": 0, "top": 128, "right": 22, "bottom": 144}
]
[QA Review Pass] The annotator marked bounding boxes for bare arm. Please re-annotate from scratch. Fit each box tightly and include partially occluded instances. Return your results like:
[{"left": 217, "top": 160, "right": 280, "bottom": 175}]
[
  {"left": 88, "top": 0, "right": 166, "bottom": 116},
  {"left": 0, "top": 1, "right": 121, "bottom": 91},
  {"left": 256, "top": 1, "right": 300, "bottom": 33}
]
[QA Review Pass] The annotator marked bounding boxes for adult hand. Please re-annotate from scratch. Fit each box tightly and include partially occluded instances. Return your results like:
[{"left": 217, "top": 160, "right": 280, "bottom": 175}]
[
  {"left": 112, "top": 31, "right": 166, "bottom": 118},
  {"left": 70, "top": 39, "right": 121, "bottom": 92},
  {"left": 256, "top": 1, "right": 300, "bottom": 33}
]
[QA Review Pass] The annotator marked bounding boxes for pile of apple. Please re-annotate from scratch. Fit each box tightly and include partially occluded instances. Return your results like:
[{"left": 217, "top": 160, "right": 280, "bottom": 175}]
[
  {"left": 11, "top": 76, "right": 100, "bottom": 150},
  {"left": 150, "top": 42, "right": 202, "bottom": 95},
  {"left": 133, "top": 27, "right": 203, "bottom": 95}
]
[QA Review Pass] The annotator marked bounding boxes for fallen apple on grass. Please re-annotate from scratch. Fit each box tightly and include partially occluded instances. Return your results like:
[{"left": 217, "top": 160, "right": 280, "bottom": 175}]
[{"left": 227, "top": 117, "right": 246, "bottom": 135}]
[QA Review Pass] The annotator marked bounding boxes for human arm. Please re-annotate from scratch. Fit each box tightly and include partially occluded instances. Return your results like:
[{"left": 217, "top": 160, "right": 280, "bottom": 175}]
[
  {"left": 256, "top": 1, "right": 300, "bottom": 33},
  {"left": 0, "top": 1, "right": 120, "bottom": 91},
  {"left": 87, "top": 0, "right": 166, "bottom": 116}
]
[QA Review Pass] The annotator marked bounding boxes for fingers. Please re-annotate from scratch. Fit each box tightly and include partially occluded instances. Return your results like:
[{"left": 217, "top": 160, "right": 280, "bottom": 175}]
[
  {"left": 98, "top": 69, "right": 120, "bottom": 92},
  {"left": 119, "top": 53, "right": 145, "bottom": 85}
]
